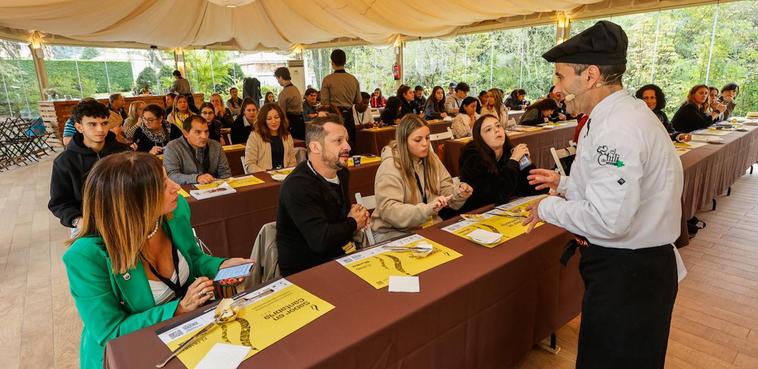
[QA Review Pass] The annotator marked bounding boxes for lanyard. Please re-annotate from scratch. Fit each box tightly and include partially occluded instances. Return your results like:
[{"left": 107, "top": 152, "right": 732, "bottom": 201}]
[
  {"left": 413, "top": 165, "right": 428, "bottom": 203},
  {"left": 143, "top": 241, "right": 187, "bottom": 300}
]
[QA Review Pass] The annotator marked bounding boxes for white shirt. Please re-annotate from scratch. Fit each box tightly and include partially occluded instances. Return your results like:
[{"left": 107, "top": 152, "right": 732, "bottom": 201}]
[
  {"left": 538, "top": 90, "right": 684, "bottom": 249},
  {"left": 148, "top": 250, "right": 190, "bottom": 305},
  {"left": 352, "top": 106, "right": 373, "bottom": 126}
]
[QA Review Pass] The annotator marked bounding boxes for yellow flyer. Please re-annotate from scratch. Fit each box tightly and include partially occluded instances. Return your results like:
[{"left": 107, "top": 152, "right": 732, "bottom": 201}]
[
  {"left": 194, "top": 175, "right": 265, "bottom": 190},
  {"left": 442, "top": 195, "right": 546, "bottom": 248},
  {"left": 156, "top": 279, "right": 334, "bottom": 368},
  {"left": 336, "top": 234, "right": 462, "bottom": 289},
  {"left": 178, "top": 188, "right": 190, "bottom": 198},
  {"left": 222, "top": 144, "right": 246, "bottom": 151},
  {"left": 346, "top": 155, "right": 382, "bottom": 167}
]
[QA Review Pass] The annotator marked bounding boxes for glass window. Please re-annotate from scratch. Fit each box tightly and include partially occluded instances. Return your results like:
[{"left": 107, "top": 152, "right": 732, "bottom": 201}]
[
  {"left": 0, "top": 39, "right": 39, "bottom": 117},
  {"left": 304, "top": 45, "right": 395, "bottom": 96},
  {"left": 183, "top": 49, "right": 248, "bottom": 100}
]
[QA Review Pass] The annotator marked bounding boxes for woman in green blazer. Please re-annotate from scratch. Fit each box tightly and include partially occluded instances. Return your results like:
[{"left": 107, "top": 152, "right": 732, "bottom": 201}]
[{"left": 63, "top": 152, "right": 251, "bottom": 369}]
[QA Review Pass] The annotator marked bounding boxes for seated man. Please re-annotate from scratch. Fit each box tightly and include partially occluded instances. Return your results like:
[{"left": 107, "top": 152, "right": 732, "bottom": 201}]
[
  {"left": 49, "top": 99, "right": 131, "bottom": 230},
  {"left": 445, "top": 82, "right": 469, "bottom": 114},
  {"left": 163, "top": 115, "right": 232, "bottom": 185},
  {"left": 352, "top": 92, "right": 374, "bottom": 126},
  {"left": 276, "top": 115, "right": 370, "bottom": 276}
]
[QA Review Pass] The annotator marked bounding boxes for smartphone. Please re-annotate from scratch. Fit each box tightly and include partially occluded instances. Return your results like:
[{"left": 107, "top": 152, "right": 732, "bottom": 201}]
[{"left": 214, "top": 263, "right": 254, "bottom": 281}]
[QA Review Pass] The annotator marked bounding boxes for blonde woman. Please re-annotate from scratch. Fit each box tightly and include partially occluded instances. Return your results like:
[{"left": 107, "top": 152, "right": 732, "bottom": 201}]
[
  {"left": 480, "top": 88, "right": 512, "bottom": 128},
  {"left": 63, "top": 152, "right": 251, "bottom": 369},
  {"left": 123, "top": 100, "right": 145, "bottom": 139},
  {"left": 371, "top": 115, "right": 473, "bottom": 242},
  {"left": 167, "top": 94, "right": 194, "bottom": 130},
  {"left": 244, "top": 103, "right": 297, "bottom": 173}
]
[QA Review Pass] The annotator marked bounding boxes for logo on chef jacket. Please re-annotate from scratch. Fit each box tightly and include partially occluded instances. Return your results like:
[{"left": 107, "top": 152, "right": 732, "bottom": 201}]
[{"left": 596, "top": 145, "right": 624, "bottom": 168}]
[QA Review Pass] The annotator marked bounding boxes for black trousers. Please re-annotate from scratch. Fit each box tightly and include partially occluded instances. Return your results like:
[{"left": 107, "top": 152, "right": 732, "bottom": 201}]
[
  {"left": 287, "top": 113, "right": 305, "bottom": 140},
  {"left": 339, "top": 108, "right": 356, "bottom": 155},
  {"left": 577, "top": 244, "right": 678, "bottom": 369}
]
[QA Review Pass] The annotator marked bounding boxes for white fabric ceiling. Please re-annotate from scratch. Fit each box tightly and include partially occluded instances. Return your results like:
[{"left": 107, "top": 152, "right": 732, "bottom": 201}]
[{"left": 0, "top": 0, "right": 603, "bottom": 50}]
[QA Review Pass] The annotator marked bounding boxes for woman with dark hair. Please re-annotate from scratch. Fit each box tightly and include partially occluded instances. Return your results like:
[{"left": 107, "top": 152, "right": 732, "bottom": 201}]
[
  {"left": 519, "top": 98, "right": 559, "bottom": 126},
  {"left": 244, "top": 103, "right": 297, "bottom": 173},
  {"left": 635, "top": 84, "right": 690, "bottom": 142},
  {"left": 230, "top": 98, "right": 258, "bottom": 144},
  {"left": 671, "top": 84, "right": 725, "bottom": 133},
  {"left": 718, "top": 82, "right": 739, "bottom": 120},
  {"left": 459, "top": 115, "right": 542, "bottom": 213},
  {"left": 132, "top": 104, "right": 182, "bottom": 154},
  {"left": 451, "top": 96, "right": 480, "bottom": 138},
  {"left": 198, "top": 102, "right": 224, "bottom": 142},
  {"left": 424, "top": 86, "right": 449, "bottom": 120},
  {"left": 504, "top": 89, "right": 530, "bottom": 110},
  {"left": 380, "top": 85, "right": 415, "bottom": 125},
  {"left": 264, "top": 91, "right": 276, "bottom": 104},
  {"left": 370, "top": 88, "right": 387, "bottom": 108},
  {"left": 166, "top": 94, "right": 194, "bottom": 129},
  {"left": 302, "top": 87, "right": 319, "bottom": 122}
]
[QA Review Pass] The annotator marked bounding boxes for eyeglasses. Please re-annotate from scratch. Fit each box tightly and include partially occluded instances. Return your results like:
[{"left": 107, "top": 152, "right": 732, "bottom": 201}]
[{"left": 143, "top": 117, "right": 160, "bottom": 123}]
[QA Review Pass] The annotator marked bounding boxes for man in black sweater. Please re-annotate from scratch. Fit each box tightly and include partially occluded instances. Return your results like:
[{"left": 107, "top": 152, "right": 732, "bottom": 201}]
[
  {"left": 276, "top": 115, "right": 370, "bottom": 276},
  {"left": 48, "top": 100, "right": 130, "bottom": 230}
]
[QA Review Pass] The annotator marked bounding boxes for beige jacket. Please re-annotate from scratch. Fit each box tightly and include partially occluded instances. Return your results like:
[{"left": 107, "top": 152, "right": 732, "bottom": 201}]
[
  {"left": 371, "top": 146, "right": 467, "bottom": 242},
  {"left": 244, "top": 131, "right": 297, "bottom": 173},
  {"left": 451, "top": 113, "right": 480, "bottom": 138}
]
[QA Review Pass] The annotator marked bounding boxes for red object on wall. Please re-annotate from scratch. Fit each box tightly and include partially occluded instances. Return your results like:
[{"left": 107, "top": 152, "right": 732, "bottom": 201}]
[{"left": 393, "top": 63, "right": 401, "bottom": 80}]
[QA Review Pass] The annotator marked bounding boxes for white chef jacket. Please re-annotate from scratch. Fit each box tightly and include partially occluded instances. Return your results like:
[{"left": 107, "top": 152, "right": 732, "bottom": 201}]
[{"left": 538, "top": 90, "right": 684, "bottom": 249}]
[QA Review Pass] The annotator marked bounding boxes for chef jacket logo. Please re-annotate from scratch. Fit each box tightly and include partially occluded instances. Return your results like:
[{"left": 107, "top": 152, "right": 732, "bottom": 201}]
[{"left": 597, "top": 145, "right": 624, "bottom": 168}]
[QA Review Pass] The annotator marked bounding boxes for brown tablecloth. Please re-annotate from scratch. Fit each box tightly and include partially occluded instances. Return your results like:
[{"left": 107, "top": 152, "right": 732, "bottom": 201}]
[
  {"left": 224, "top": 147, "right": 246, "bottom": 176},
  {"left": 443, "top": 124, "right": 577, "bottom": 177},
  {"left": 104, "top": 213, "right": 583, "bottom": 369},
  {"left": 356, "top": 120, "right": 453, "bottom": 156},
  {"left": 187, "top": 163, "right": 380, "bottom": 258},
  {"left": 677, "top": 126, "right": 758, "bottom": 246}
]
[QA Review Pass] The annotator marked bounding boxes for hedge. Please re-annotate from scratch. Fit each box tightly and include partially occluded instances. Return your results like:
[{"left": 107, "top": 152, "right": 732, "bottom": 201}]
[{"left": 14, "top": 59, "right": 134, "bottom": 93}]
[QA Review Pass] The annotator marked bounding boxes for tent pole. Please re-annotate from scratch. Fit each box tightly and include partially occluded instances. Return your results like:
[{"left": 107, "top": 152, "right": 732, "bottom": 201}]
[{"left": 28, "top": 44, "right": 48, "bottom": 100}]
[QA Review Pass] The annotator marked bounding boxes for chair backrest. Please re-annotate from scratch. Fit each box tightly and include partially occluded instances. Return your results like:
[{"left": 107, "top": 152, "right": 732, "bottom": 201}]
[
  {"left": 550, "top": 146, "right": 577, "bottom": 176},
  {"left": 240, "top": 155, "right": 249, "bottom": 174},
  {"left": 354, "top": 192, "right": 376, "bottom": 246},
  {"left": 294, "top": 147, "right": 307, "bottom": 164},
  {"left": 249, "top": 221, "right": 281, "bottom": 286}
]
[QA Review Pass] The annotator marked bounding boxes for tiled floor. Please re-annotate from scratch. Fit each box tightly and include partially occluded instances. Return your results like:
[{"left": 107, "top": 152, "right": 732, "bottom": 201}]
[{"left": 1, "top": 157, "right": 756, "bottom": 368}]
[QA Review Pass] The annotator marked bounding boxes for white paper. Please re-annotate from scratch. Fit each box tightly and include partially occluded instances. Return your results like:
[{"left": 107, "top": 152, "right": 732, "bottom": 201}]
[
  {"left": 195, "top": 343, "right": 250, "bottom": 369},
  {"left": 468, "top": 229, "right": 503, "bottom": 245},
  {"left": 388, "top": 276, "right": 420, "bottom": 293},
  {"left": 190, "top": 182, "right": 237, "bottom": 200}
]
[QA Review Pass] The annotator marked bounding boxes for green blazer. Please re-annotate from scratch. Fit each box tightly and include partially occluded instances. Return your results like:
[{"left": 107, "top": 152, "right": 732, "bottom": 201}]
[{"left": 63, "top": 196, "right": 225, "bottom": 369}]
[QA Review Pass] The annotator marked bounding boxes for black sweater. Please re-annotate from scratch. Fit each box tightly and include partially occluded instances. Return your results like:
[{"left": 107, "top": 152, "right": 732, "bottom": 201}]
[
  {"left": 132, "top": 124, "right": 182, "bottom": 152},
  {"left": 458, "top": 143, "right": 543, "bottom": 213},
  {"left": 48, "top": 132, "right": 130, "bottom": 227},
  {"left": 276, "top": 161, "right": 357, "bottom": 276},
  {"left": 230, "top": 114, "right": 253, "bottom": 144},
  {"left": 381, "top": 96, "right": 414, "bottom": 125},
  {"left": 671, "top": 103, "right": 714, "bottom": 133}
]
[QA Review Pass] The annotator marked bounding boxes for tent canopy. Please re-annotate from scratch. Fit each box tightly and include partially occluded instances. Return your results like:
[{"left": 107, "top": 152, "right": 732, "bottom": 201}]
[{"left": 0, "top": 0, "right": 725, "bottom": 50}]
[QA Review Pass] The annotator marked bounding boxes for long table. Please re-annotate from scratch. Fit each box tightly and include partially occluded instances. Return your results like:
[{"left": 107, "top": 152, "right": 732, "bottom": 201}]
[
  {"left": 104, "top": 210, "right": 583, "bottom": 369},
  {"left": 443, "top": 123, "right": 577, "bottom": 177},
  {"left": 356, "top": 119, "right": 452, "bottom": 156},
  {"left": 188, "top": 162, "right": 380, "bottom": 258}
]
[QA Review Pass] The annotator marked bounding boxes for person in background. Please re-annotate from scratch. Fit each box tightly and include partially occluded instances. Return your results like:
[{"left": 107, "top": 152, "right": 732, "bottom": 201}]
[
  {"left": 276, "top": 116, "right": 369, "bottom": 276},
  {"left": 107, "top": 110, "right": 129, "bottom": 145},
  {"left": 718, "top": 83, "right": 739, "bottom": 120},
  {"left": 459, "top": 115, "right": 542, "bottom": 213},
  {"left": 63, "top": 151, "right": 250, "bottom": 369},
  {"left": 547, "top": 85, "right": 572, "bottom": 121},
  {"left": 480, "top": 88, "right": 511, "bottom": 128},
  {"left": 275, "top": 67, "right": 305, "bottom": 140},
  {"left": 210, "top": 93, "right": 234, "bottom": 128},
  {"left": 123, "top": 100, "right": 145, "bottom": 140},
  {"left": 198, "top": 102, "right": 224, "bottom": 143},
  {"left": 504, "top": 89, "right": 530, "bottom": 110},
  {"left": 132, "top": 104, "right": 182, "bottom": 154},
  {"left": 446, "top": 82, "right": 457, "bottom": 100},
  {"left": 477, "top": 90, "right": 488, "bottom": 113},
  {"left": 708, "top": 86, "right": 719, "bottom": 107},
  {"left": 49, "top": 99, "right": 130, "bottom": 231},
  {"left": 169, "top": 70, "right": 192, "bottom": 96},
  {"left": 353, "top": 92, "right": 374, "bottom": 127},
  {"left": 264, "top": 92, "right": 276, "bottom": 104},
  {"left": 163, "top": 115, "right": 231, "bottom": 185},
  {"left": 167, "top": 95, "right": 194, "bottom": 130},
  {"left": 320, "top": 49, "right": 362, "bottom": 154},
  {"left": 164, "top": 93, "right": 176, "bottom": 117},
  {"left": 519, "top": 98, "right": 559, "bottom": 126},
  {"left": 424, "top": 86, "right": 449, "bottom": 121},
  {"left": 244, "top": 103, "right": 297, "bottom": 173},
  {"left": 370, "top": 88, "right": 387, "bottom": 108},
  {"left": 445, "top": 82, "right": 470, "bottom": 114},
  {"left": 371, "top": 115, "right": 472, "bottom": 242},
  {"left": 672, "top": 84, "right": 726, "bottom": 133},
  {"left": 316, "top": 104, "right": 344, "bottom": 121},
  {"left": 226, "top": 87, "right": 243, "bottom": 117},
  {"left": 451, "top": 96, "right": 481, "bottom": 138},
  {"left": 230, "top": 98, "right": 258, "bottom": 144},
  {"left": 412, "top": 85, "right": 427, "bottom": 115},
  {"left": 635, "top": 84, "right": 690, "bottom": 142},
  {"left": 303, "top": 87, "right": 319, "bottom": 123},
  {"left": 381, "top": 85, "right": 415, "bottom": 125},
  {"left": 108, "top": 93, "right": 127, "bottom": 120}
]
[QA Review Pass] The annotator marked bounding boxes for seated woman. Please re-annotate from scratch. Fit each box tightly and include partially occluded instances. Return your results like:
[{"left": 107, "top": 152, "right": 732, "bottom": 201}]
[
  {"left": 198, "top": 102, "right": 224, "bottom": 143},
  {"left": 244, "top": 103, "right": 297, "bottom": 173},
  {"left": 264, "top": 91, "right": 276, "bottom": 104},
  {"left": 370, "top": 88, "right": 387, "bottom": 108},
  {"left": 63, "top": 151, "right": 250, "bottom": 369},
  {"left": 230, "top": 98, "right": 258, "bottom": 144},
  {"left": 166, "top": 94, "right": 194, "bottom": 130},
  {"left": 635, "top": 84, "right": 690, "bottom": 142},
  {"left": 459, "top": 115, "right": 544, "bottom": 213},
  {"left": 123, "top": 100, "right": 145, "bottom": 140},
  {"left": 210, "top": 93, "right": 234, "bottom": 128},
  {"left": 371, "top": 115, "right": 473, "bottom": 242},
  {"left": 423, "top": 86, "right": 449, "bottom": 120},
  {"left": 132, "top": 104, "right": 182, "bottom": 154},
  {"left": 381, "top": 85, "right": 416, "bottom": 125},
  {"left": 480, "top": 88, "right": 511, "bottom": 128},
  {"left": 672, "top": 84, "right": 724, "bottom": 133},
  {"left": 504, "top": 89, "right": 530, "bottom": 110},
  {"left": 519, "top": 98, "right": 558, "bottom": 126},
  {"left": 451, "top": 96, "right": 480, "bottom": 138}
]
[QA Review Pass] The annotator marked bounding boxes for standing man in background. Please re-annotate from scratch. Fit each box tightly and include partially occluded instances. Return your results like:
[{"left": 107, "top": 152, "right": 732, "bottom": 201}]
[
  {"left": 320, "top": 49, "right": 361, "bottom": 154},
  {"left": 275, "top": 67, "right": 305, "bottom": 140}
]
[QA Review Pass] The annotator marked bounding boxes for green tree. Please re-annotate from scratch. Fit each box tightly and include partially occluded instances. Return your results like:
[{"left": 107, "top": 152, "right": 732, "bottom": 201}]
[{"left": 134, "top": 67, "right": 158, "bottom": 94}]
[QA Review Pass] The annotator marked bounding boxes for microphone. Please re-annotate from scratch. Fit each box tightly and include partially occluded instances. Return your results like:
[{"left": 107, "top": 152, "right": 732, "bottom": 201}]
[{"left": 563, "top": 82, "right": 602, "bottom": 103}]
